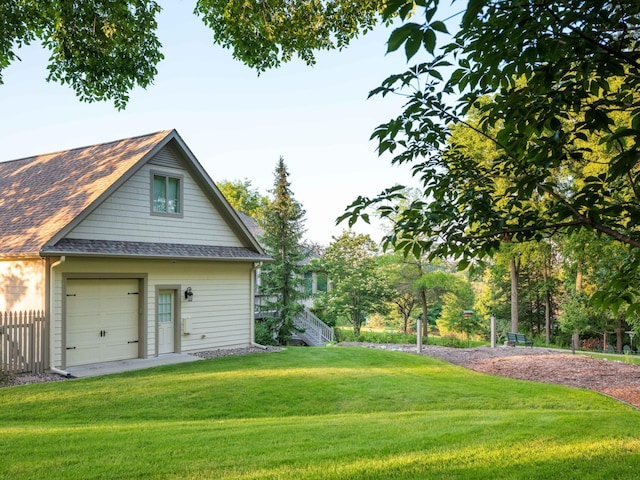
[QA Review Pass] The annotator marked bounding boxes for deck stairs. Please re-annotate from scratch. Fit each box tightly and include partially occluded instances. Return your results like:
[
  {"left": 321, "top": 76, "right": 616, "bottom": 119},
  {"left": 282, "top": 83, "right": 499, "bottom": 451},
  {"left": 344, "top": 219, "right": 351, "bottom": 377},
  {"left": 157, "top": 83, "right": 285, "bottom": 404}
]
[{"left": 292, "top": 308, "right": 334, "bottom": 346}]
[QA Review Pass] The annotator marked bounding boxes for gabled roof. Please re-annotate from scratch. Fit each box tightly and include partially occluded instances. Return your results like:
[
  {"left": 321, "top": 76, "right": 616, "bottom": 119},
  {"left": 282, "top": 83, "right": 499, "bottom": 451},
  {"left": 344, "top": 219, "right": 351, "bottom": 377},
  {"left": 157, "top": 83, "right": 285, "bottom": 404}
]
[
  {"left": 236, "top": 211, "right": 264, "bottom": 240},
  {"left": 0, "top": 130, "right": 267, "bottom": 260}
]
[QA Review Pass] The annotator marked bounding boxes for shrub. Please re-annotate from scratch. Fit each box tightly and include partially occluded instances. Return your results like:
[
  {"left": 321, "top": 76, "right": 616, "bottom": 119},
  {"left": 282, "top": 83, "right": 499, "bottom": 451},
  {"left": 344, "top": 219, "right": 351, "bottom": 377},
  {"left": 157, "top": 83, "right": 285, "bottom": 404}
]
[
  {"left": 334, "top": 328, "right": 353, "bottom": 342},
  {"left": 333, "top": 328, "right": 486, "bottom": 348},
  {"left": 254, "top": 321, "right": 277, "bottom": 346},
  {"left": 550, "top": 332, "right": 570, "bottom": 348},
  {"left": 438, "top": 334, "right": 466, "bottom": 348},
  {"left": 360, "top": 331, "right": 417, "bottom": 344},
  {"left": 366, "top": 313, "right": 386, "bottom": 330}
]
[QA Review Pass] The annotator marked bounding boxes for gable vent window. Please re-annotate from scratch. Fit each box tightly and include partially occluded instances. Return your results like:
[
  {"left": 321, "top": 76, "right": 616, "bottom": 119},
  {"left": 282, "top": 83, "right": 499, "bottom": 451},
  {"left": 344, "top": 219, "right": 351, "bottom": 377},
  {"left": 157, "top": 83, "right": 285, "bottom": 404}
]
[{"left": 151, "top": 171, "right": 183, "bottom": 216}]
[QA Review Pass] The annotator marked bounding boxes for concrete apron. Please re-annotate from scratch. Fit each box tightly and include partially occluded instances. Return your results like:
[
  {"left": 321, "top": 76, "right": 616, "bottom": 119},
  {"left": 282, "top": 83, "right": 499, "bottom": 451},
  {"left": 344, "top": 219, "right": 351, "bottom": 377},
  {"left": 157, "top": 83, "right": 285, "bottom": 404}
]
[{"left": 65, "top": 353, "right": 203, "bottom": 378}]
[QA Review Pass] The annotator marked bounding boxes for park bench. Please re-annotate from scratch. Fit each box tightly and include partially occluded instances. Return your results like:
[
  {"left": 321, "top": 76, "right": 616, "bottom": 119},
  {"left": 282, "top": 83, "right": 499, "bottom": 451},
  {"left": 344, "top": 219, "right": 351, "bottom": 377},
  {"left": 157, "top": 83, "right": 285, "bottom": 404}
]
[{"left": 506, "top": 332, "right": 533, "bottom": 347}]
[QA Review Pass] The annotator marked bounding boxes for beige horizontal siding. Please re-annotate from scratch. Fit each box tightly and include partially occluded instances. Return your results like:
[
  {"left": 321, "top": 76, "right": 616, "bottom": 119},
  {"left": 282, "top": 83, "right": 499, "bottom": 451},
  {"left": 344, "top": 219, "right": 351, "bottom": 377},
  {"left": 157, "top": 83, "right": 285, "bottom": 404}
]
[
  {"left": 50, "top": 257, "right": 254, "bottom": 367},
  {"left": 66, "top": 151, "right": 242, "bottom": 247}
]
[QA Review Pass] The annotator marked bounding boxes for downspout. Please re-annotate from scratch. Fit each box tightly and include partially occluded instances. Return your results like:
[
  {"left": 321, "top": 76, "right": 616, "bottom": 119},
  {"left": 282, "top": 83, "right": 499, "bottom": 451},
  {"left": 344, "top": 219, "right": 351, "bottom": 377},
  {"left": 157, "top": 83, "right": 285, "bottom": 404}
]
[
  {"left": 49, "top": 256, "right": 70, "bottom": 377},
  {"left": 250, "top": 262, "right": 268, "bottom": 350}
]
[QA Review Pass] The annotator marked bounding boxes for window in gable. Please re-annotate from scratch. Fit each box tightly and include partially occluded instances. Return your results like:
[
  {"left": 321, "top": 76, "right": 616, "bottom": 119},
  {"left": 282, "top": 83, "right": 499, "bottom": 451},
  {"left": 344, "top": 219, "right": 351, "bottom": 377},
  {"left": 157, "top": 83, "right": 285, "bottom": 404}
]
[{"left": 151, "top": 171, "right": 183, "bottom": 216}]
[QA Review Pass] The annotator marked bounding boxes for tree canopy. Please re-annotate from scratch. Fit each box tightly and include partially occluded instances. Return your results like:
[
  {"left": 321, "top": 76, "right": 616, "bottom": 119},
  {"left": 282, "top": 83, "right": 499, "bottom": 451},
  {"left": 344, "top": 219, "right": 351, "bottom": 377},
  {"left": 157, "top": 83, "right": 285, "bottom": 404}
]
[
  {"left": 340, "top": 0, "right": 640, "bottom": 316},
  {"left": 320, "top": 230, "right": 392, "bottom": 335},
  {"left": 1, "top": 0, "right": 381, "bottom": 108},
  {"left": 194, "top": 0, "right": 381, "bottom": 71},
  {"left": 5, "top": 1, "right": 640, "bottom": 316},
  {"left": 216, "top": 178, "right": 270, "bottom": 221},
  {"left": 1, "top": 0, "right": 164, "bottom": 109}
]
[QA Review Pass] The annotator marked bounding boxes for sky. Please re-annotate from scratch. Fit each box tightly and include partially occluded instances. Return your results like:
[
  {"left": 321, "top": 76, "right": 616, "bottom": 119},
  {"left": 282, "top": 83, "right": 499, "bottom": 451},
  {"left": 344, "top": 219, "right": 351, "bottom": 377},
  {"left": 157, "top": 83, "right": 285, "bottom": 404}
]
[{"left": 0, "top": 3, "right": 431, "bottom": 246}]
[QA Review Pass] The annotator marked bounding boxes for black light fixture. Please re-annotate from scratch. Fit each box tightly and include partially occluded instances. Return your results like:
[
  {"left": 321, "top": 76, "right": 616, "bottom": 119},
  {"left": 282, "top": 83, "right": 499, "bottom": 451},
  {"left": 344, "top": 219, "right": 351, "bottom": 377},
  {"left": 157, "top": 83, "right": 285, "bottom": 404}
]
[{"left": 184, "top": 287, "right": 194, "bottom": 301}]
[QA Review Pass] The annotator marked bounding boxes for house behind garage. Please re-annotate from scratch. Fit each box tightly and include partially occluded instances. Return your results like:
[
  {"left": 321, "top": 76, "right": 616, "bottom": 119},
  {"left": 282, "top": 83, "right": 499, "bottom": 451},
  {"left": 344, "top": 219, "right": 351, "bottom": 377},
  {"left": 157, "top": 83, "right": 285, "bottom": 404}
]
[{"left": 0, "top": 129, "right": 269, "bottom": 373}]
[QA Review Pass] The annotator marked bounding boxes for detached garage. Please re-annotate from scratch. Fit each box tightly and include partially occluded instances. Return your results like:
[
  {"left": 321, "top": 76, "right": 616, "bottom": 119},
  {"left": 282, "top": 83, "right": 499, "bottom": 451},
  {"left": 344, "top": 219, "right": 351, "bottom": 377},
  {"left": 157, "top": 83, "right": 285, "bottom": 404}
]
[{"left": 0, "top": 130, "right": 269, "bottom": 373}]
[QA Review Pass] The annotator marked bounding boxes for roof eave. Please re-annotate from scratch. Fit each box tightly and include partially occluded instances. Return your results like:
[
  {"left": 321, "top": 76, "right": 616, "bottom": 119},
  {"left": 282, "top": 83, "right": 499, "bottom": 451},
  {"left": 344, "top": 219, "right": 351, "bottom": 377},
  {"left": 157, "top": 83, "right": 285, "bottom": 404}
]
[
  {"left": 0, "top": 252, "right": 46, "bottom": 260},
  {"left": 39, "top": 250, "right": 271, "bottom": 263}
]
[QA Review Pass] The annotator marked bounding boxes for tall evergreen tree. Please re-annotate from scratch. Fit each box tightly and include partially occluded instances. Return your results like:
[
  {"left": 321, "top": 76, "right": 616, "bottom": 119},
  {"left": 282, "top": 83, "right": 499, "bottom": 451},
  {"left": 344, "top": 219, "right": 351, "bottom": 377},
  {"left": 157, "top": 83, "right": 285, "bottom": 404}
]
[{"left": 257, "top": 157, "right": 307, "bottom": 344}]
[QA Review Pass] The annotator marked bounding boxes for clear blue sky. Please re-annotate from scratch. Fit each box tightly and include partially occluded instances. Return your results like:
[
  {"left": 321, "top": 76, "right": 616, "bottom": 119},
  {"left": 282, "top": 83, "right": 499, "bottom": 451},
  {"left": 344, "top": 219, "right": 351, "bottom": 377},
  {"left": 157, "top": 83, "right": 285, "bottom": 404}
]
[{"left": 0, "top": 3, "right": 449, "bottom": 246}]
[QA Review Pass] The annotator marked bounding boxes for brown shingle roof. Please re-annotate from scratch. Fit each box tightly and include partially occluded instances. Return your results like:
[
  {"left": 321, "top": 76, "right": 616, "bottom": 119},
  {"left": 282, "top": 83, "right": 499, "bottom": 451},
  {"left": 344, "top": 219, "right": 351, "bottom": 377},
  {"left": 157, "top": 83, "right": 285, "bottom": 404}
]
[
  {"left": 0, "top": 130, "right": 173, "bottom": 256},
  {"left": 236, "top": 211, "right": 264, "bottom": 241},
  {"left": 42, "top": 238, "right": 270, "bottom": 261}
]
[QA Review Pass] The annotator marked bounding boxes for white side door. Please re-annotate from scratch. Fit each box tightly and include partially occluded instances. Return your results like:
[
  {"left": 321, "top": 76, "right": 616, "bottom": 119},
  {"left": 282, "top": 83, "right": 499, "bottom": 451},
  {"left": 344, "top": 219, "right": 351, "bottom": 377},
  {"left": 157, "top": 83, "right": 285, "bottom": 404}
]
[{"left": 157, "top": 290, "right": 175, "bottom": 354}]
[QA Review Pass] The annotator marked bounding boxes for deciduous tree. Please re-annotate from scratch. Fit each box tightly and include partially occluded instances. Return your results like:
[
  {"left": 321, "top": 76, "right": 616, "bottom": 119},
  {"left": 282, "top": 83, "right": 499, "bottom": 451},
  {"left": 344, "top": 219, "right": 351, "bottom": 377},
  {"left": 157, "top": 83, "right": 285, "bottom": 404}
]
[
  {"left": 342, "top": 1, "right": 640, "bottom": 316},
  {"left": 380, "top": 253, "right": 421, "bottom": 334},
  {"left": 1, "top": 0, "right": 381, "bottom": 108},
  {"left": 217, "top": 178, "right": 270, "bottom": 221},
  {"left": 419, "top": 270, "right": 470, "bottom": 334},
  {"left": 321, "top": 230, "right": 392, "bottom": 336},
  {"left": 1, "top": 0, "right": 164, "bottom": 109}
]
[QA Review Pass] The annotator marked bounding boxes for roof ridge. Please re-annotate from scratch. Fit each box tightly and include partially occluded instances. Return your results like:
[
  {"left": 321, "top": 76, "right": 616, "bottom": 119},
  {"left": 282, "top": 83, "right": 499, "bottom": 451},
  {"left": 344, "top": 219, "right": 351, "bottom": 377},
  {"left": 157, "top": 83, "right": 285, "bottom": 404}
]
[{"left": 0, "top": 129, "right": 174, "bottom": 165}]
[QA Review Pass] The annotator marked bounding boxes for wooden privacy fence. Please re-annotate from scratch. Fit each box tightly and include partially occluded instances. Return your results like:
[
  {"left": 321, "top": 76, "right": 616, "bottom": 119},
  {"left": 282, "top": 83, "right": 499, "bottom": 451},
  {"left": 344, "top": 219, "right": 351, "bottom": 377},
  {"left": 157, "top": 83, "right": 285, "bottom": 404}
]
[{"left": 0, "top": 310, "right": 46, "bottom": 375}]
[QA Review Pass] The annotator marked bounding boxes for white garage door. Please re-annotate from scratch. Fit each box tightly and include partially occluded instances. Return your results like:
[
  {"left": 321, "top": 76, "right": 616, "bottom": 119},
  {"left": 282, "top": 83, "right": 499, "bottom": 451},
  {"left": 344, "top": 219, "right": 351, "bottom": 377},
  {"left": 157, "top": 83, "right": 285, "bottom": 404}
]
[{"left": 66, "top": 279, "right": 140, "bottom": 367}]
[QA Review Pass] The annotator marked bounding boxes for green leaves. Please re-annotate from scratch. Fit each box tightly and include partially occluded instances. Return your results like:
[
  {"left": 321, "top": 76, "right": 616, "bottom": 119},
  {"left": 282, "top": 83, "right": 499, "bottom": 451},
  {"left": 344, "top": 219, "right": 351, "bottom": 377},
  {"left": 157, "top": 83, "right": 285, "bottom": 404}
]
[
  {"left": 196, "top": 0, "right": 381, "bottom": 72},
  {"left": 0, "top": 1, "right": 41, "bottom": 84},
  {"left": 462, "top": 0, "right": 486, "bottom": 27},
  {"left": 387, "top": 23, "right": 422, "bottom": 53},
  {"left": 40, "top": 0, "right": 164, "bottom": 109},
  {"left": 216, "top": 178, "right": 271, "bottom": 221},
  {"left": 0, "top": 0, "right": 165, "bottom": 109},
  {"left": 386, "top": 16, "right": 449, "bottom": 60},
  {"left": 355, "top": 0, "right": 640, "bottom": 316},
  {"left": 421, "top": 28, "right": 436, "bottom": 55},
  {"left": 322, "top": 231, "right": 393, "bottom": 335},
  {"left": 2, "top": 0, "right": 385, "bottom": 105}
]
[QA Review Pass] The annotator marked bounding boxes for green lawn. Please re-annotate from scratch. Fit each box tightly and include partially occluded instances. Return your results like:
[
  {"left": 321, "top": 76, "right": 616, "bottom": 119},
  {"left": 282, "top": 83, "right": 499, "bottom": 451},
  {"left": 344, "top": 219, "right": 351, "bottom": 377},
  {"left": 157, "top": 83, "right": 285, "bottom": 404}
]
[
  {"left": 1, "top": 347, "right": 639, "bottom": 479},
  {"left": 579, "top": 351, "right": 640, "bottom": 365}
]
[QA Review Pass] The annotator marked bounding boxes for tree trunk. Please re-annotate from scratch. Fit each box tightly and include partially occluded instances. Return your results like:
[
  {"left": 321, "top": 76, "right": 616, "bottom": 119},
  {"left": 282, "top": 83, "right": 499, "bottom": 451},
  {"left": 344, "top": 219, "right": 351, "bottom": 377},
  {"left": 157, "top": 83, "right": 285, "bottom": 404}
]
[
  {"left": 545, "top": 289, "right": 551, "bottom": 345},
  {"left": 352, "top": 310, "right": 362, "bottom": 336},
  {"left": 543, "top": 262, "right": 551, "bottom": 345},
  {"left": 420, "top": 288, "right": 428, "bottom": 343},
  {"left": 510, "top": 256, "right": 519, "bottom": 333},
  {"left": 617, "top": 318, "right": 623, "bottom": 352},
  {"left": 573, "top": 258, "right": 583, "bottom": 350},
  {"left": 415, "top": 259, "right": 429, "bottom": 344}
]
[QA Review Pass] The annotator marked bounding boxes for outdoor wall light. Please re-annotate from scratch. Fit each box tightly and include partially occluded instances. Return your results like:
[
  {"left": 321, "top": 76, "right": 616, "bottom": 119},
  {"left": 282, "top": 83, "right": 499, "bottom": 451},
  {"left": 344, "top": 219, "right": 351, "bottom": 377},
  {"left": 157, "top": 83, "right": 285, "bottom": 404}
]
[{"left": 185, "top": 287, "right": 194, "bottom": 301}]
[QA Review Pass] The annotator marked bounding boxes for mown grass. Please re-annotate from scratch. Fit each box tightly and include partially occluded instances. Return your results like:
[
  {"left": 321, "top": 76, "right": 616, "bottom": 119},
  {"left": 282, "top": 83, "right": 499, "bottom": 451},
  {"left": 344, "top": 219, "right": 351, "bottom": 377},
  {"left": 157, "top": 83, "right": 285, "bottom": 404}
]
[
  {"left": 575, "top": 351, "right": 640, "bottom": 365},
  {"left": 1, "top": 347, "right": 639, "bottom": 479}
]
